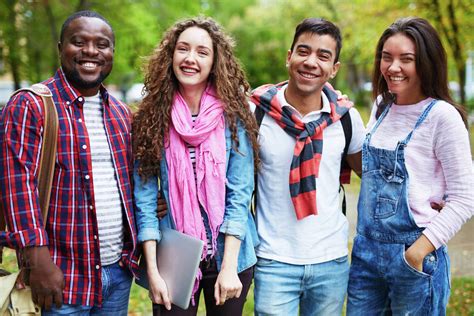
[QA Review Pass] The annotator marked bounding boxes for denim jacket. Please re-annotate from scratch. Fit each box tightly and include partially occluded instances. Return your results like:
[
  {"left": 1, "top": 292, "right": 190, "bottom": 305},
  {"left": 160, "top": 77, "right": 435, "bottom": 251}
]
[{"left": 134, "top": 120, "right": 259, "bottom": 273}]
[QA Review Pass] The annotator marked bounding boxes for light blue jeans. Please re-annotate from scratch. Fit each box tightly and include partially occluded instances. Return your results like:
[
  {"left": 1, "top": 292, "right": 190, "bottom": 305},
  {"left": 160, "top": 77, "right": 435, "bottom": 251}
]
[
  {"left": 254, "top": 255, "right": 349, "bottom": 316},
  {"left": 42, "top": 261, "right": 132, "bottom": 316}
]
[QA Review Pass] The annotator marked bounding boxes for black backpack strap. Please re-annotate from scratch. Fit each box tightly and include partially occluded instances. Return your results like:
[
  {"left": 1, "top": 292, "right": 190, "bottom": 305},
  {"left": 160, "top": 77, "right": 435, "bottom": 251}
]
[
  {"left": 252, "top": 106, "right": 265, "bottom": 217},
  {"left": 341, "top": 110, "right": 352, "bottom": 162},
  {"left": 255, "top": 106, "right": 265, "bottom": 128},
  {"left": 339, "top": 110, "right": 352, "bottom": 215}
]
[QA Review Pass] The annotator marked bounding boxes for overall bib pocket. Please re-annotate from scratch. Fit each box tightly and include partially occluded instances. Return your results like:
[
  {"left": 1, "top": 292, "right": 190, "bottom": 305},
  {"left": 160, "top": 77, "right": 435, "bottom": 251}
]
[{"left": 374, "top": 168, "right": 405, "bottom": 219}]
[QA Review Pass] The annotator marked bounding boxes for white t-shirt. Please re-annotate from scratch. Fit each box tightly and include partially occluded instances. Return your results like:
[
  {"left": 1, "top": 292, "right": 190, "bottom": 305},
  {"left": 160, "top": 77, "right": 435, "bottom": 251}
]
[
  {"left": 252, "top": 85, "right": 366, "bottom": 264},
  {"left": 368, "top": 98, "right": 473, "bottom": 248}
]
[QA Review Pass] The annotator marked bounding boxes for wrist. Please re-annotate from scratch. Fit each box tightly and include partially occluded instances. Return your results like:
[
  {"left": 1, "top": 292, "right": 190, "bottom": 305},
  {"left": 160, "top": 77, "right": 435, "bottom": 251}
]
[
  {"left": 408, "top": 235, "right": 436, "bottom": 260},
  {"left": 220, "top": 261, "right": 237, "bottom": 272},
  {"left": 406, "top": 246, "right": 425, "bottom": 263},
  {"left": 21, "top": 246, "right": 53, "bottom": 269}
]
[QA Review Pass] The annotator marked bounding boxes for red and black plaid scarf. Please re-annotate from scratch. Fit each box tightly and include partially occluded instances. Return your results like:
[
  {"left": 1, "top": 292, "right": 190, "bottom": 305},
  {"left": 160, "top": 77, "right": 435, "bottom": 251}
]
[{"left": 251, "top": 81, "right": 353, "bottom": 220}]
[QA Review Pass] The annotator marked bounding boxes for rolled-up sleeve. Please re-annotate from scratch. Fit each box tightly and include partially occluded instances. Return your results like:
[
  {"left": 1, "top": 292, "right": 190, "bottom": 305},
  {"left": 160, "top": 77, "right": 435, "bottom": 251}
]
[
  {"left": 133, "top": 163, "right": 161, "bottom": 243},
  {"left": 219, "top": 122, "right": 254, "bottom": 240}
]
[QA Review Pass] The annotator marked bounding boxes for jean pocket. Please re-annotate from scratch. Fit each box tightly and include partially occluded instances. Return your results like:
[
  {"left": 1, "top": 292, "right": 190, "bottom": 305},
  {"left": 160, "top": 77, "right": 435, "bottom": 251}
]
[
  {"left": 401, "top": 249, "right": 437, "bottom": 278},
  {"left": 256, "top": 257, "right": 275, "bottom": 267},
  {"left": 374, "top": 197, "right": 397, "bottom": 219},
  {"left": 333, "top": 255, "right": 348, "bottom": 263}
]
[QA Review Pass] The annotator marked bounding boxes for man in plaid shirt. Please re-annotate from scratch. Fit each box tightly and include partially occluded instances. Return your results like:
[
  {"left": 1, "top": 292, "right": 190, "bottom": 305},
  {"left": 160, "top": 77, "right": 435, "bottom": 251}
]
[{"left": 0, "top": 11, "right": 139, "bottom": 315}]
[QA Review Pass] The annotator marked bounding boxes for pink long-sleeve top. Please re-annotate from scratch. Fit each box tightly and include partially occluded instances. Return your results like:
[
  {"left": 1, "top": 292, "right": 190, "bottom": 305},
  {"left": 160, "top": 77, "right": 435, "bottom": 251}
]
[{"left": 368, "top": 97, "right": 473, "bottom": 249}]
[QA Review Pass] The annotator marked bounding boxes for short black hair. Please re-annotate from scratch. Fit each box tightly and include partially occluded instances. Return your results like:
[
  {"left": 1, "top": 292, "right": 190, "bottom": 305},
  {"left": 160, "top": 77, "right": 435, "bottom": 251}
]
[
  {"left": 290, "top": 18, "right": 342, "bottom": 63},
  {"left": 60, "top": 10, "right": 115, "bottom": 45}
]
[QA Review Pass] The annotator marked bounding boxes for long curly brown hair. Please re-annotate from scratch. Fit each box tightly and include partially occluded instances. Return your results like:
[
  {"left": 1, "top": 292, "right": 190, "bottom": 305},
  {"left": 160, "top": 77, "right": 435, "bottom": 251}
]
[{"left": 133, "top": 17, "right": 260, "bottom": 179}]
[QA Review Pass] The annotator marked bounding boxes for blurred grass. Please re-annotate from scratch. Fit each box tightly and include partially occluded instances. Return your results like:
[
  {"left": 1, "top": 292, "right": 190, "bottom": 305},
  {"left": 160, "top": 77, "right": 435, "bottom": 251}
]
[{"left": 1, "top": 248, "right": 472, "bottom": 315}]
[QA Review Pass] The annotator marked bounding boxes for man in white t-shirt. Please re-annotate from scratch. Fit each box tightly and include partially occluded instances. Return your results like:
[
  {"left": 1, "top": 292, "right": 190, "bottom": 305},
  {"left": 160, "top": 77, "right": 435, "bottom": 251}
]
[{"left": 250, "top": 18, "right": 365, "bottom": 315}]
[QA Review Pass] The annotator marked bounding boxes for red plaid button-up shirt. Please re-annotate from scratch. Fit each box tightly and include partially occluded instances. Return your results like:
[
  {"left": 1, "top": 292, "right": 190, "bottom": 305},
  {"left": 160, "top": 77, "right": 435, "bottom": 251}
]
[{"left": 0, "top": 69, "right": 139, "bottom": 307}]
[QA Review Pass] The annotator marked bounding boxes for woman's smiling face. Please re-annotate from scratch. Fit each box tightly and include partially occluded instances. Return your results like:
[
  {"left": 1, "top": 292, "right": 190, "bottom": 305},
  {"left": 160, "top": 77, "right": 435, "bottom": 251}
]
[
  {"left": 380, "top": 33, "right": 424, "bottom": 105},
  {"left": 172, "top": 26, "right": 214, "bottom": 94}
]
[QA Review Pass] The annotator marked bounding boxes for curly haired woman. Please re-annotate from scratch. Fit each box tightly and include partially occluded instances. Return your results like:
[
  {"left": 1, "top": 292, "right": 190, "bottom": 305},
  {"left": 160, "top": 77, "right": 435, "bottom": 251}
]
[{"left": 132, "top": 17, "right": 260, "bottom": 316}]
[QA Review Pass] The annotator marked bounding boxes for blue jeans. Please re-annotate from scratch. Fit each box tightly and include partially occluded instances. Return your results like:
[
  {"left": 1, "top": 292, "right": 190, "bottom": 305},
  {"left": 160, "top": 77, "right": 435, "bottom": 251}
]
[
  {"left": 43, "top": 262, "right": 132, "bottom": 316},
  {"left": 254, "top": 256, "right": 349, "bottom": 316}
]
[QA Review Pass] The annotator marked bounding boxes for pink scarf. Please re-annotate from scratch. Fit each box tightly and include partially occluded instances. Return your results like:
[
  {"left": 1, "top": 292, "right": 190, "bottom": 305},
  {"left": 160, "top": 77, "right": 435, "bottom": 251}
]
[{"left": 165, "top": 85, "right": 226, "bottom": 299}]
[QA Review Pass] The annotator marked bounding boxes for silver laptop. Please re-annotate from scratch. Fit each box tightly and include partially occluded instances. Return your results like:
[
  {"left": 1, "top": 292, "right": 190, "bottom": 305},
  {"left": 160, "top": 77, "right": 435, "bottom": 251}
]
[{"left": 136, "top": 227, "right": 204, "bottom": 310}]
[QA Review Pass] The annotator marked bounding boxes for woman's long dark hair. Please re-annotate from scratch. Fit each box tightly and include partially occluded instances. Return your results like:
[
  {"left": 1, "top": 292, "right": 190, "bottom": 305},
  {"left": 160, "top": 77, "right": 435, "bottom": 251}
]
[{"left": 372, "top": 17, "right": 467, "bottom": 126}]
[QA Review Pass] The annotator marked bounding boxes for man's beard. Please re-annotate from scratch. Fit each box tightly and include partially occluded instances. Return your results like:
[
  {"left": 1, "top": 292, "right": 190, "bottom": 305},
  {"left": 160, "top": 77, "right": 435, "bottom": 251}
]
[{"left": 63, "top": 66, "right": 110, "bottom": 91}]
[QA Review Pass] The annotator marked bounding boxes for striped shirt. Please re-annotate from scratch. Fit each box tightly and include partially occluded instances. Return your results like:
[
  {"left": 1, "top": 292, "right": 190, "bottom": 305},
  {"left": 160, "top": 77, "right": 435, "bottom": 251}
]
[
  {"left": 83, "top": 94, "right": 124, "bottom": 265},
  {"left": 0, "top": 69, "right": 138, "bottom": 307}
]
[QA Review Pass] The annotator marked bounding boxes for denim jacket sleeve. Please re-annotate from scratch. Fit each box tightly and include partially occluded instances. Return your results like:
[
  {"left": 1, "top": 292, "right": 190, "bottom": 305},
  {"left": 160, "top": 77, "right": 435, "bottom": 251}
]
[
  {"left": 133, "top": 161, "right": 162, "bottom": 243},
  {"left": 219, "top": 121, "right": 255, "bottom": 240}
]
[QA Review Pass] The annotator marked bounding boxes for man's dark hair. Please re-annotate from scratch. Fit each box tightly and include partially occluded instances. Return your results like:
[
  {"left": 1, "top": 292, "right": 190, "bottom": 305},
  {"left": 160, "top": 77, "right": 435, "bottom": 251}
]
[
  {"left": 60, "top": 10, "right": 115, "bottom": 45},
  {"left": 290, "top": 18, "right": 342, "bottom": 63}
]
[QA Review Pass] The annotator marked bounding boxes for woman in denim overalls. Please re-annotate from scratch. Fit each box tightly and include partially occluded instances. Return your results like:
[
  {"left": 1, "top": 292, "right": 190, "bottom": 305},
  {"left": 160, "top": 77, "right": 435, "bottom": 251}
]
[{"left": 347, "top": 17, "right": 473, "bottom": 315}]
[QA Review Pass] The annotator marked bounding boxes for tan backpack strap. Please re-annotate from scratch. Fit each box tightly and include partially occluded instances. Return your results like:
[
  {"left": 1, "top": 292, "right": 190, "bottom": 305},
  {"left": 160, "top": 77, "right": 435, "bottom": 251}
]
[
  {"left": 0, "top": 83, "right": 58, "bottom": 264},
  {"left": 30, "top": 84, "right": 58, "bottom": 221}
]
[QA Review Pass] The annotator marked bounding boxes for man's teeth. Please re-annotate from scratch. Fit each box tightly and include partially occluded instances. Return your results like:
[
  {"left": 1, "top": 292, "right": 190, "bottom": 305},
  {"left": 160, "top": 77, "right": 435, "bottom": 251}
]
[
  {"left": 82, "top": 62, "right": 97, "bottom": 68},
  {"left": 300, "top": 72, "right": 316, "bottom": 79}
]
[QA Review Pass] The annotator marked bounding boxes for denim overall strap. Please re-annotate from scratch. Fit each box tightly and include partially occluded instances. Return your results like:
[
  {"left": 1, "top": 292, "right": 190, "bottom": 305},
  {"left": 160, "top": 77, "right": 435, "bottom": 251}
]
[
  {"left": 400, "top": 99, "right": 438, "bottom": 146},
  {"left": 357, "top": 100, "right": 438, "bottom": 245},
  {"left": 365, "top": 103, "right": 392, "bottom": 145}
]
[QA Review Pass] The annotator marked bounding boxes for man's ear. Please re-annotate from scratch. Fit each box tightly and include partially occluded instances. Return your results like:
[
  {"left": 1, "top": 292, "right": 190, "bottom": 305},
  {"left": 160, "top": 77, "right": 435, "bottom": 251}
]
[
  {"left": 286, "top": 49, "right": 292, "bottom": 67},
  {"left": 330, "top": 61, "right": 340, "bottom": 79}
]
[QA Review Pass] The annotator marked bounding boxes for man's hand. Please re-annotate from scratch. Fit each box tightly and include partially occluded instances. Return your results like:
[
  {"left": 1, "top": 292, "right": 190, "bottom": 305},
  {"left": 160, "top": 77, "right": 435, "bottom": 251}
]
[
  {"left": 157, "top": 197, "right": 168, "bottom": 219},
  {"left": 23, "top": 246, "right": 64, "bottom": 310},
  {"left": 335, "top": 90, "right": 349, "bottom": 102}
]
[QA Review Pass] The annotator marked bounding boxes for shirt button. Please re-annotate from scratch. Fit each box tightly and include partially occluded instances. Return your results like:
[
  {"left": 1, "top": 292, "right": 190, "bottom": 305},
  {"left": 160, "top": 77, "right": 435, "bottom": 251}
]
[
  {"left": 89, "top": 205, "right": 94, "bottom": 210},
  {"left": 66, "top": 101, "right": 70, "bottom": 105},
  {"left": 78, "top": 97, "right": 84, "bottom": 102},
  {"left": 85, "top": 175, "right": 90, "bottom": 180},
  {"left": 94, "top": 235, "right": 98, "bottom": 240},
  {"left": 82, "top": 144, "right": 87, "bottom": 150},
  {"left": 78, "top": 118, "right": 83, "bottom": 123},
  {"left": 429, "top": 256, "right": 435, "bottom": 262},
  {"left": 95, "top": 265, "right": 100, "bottom": 270}
]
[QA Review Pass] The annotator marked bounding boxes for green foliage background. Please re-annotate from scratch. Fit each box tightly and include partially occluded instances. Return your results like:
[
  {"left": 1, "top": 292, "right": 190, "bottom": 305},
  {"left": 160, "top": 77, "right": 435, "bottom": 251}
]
[
  {"left": 0, "top": 1, "right": 473, "bottom": 314},
  {"left": 1, "top": 0, "right": 474, "bottom": 110}
]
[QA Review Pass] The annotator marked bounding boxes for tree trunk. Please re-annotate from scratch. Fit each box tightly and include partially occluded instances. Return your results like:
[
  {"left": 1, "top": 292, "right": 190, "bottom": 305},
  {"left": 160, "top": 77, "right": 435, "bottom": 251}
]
[
  {"left": 447, "top": 0, "right": 466, "bottom": 104},
  {"left": 5, "top": 0, "right": 21, "bottom": 90},
  {"left": 76, "top": 0, "right": 92, "bottom": 11},
  {"left": 430, "top": 0, "right": 467, "bottom": 104},
  {"left": 43, "top": 0, "right": 59, "bottom": 73}
]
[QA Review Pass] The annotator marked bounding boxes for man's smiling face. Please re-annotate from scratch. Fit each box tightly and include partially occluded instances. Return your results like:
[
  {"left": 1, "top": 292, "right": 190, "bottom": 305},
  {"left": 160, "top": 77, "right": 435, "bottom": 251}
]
[
  {"left": 59, "top": 16, "right": 114, "bottom": 96},
  {"left": 286, "top": 32, "right": 340, "bottom": 98}
]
